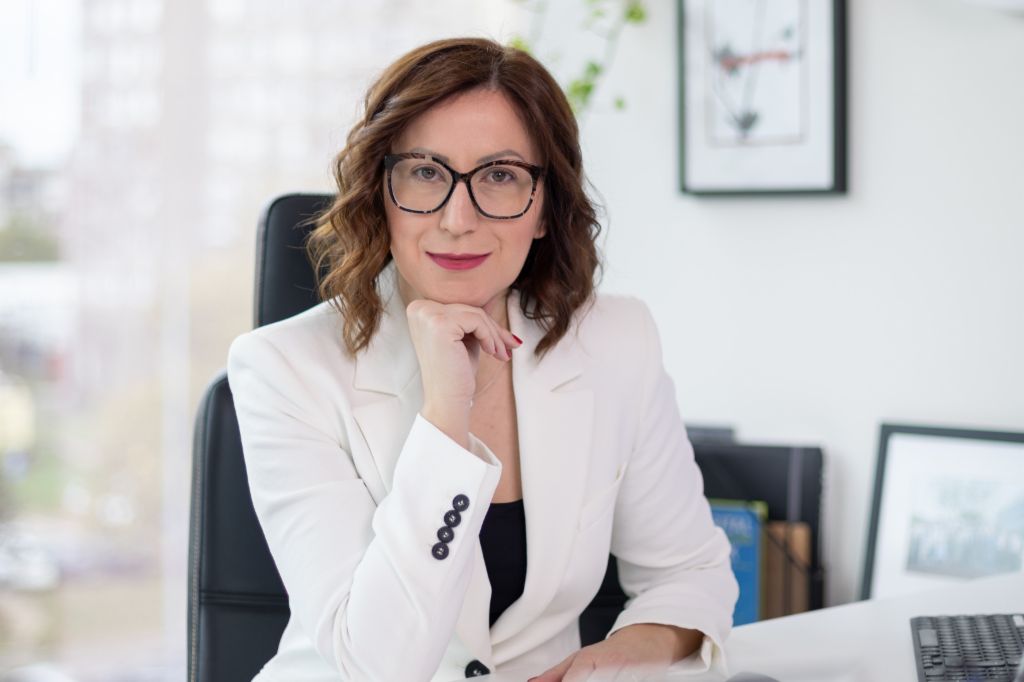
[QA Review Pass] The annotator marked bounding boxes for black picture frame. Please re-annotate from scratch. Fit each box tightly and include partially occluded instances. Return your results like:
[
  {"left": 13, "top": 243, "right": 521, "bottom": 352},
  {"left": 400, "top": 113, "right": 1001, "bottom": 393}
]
[
  {"left": 860, "top": 423, "right": 1024, "bottom": 601},
  {"left": 677, "top": 0, "right": 848, "bottom": 196}
]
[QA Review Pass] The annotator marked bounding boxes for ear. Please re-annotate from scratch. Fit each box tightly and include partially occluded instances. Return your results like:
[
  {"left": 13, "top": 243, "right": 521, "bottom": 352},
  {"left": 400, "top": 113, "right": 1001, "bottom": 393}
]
[{"left": 533, "top": 221, "right": 546, "bottom": 239}]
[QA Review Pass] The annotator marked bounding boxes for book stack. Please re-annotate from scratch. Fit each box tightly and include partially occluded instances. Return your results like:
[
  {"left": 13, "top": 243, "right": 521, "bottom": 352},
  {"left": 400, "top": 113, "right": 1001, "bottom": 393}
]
[{"left": 710, "top": 498, "right": 813, "bottom": 624}]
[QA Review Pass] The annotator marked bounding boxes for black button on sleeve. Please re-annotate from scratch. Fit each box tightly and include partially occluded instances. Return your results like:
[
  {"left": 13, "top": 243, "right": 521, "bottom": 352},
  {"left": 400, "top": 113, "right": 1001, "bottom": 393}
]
[
  {"left": 437, "top": 526, "right": 454, "bottom": 543},
  {"left": 431, "top": 542, "right": 450, "bottom": 560},
  {"left": 464, "top": 659, "right": 490, "bottom": 677},
  {"left": 453, "top": 494, "right": 470, "bottom": 512},
  {"left": 443, "top": 509, "right": 462, "bottom": 528}
]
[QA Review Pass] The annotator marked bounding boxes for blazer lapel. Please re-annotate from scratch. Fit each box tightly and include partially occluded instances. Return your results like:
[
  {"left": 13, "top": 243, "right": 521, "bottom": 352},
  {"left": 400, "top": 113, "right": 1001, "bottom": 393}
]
[
  {"left": 489, "top": 291, "right": 595, "bottom": 649},
  {"left": 350, "top": 262, "right": 422, "bottom": 493}
]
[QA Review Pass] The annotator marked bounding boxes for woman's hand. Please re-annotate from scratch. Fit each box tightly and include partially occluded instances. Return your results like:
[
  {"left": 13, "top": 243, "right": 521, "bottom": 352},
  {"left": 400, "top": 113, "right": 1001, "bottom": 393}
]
[
  {"left": 405, "top": 298, "right": 521, "bottom": 447},
  {"left": 528, "top": 624, "right": 704, "bottom": 682}
]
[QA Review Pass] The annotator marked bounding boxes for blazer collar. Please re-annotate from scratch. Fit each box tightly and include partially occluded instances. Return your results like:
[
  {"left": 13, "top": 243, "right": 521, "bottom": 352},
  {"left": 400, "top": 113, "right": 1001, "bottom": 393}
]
[
  {"left": 353, "top": 260, "right": 586, "bottom": 396},
  {"left": 352, "top": 261, "right": 420, "bottom": 397},
  {"left": 488, "top": 296, "right": 593, "bottom": 654}
]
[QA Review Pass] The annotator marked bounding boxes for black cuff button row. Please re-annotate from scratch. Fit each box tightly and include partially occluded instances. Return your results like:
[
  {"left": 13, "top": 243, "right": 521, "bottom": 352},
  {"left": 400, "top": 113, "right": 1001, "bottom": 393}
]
[{"left": 431, "top": 494, "right": 470, "bottom": 561}]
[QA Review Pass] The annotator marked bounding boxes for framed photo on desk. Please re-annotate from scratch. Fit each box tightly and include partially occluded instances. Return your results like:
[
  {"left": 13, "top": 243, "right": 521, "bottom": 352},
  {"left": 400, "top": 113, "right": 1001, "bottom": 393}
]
[{"left": 861, "top": 423, "right": 1024, "bottom": 600}]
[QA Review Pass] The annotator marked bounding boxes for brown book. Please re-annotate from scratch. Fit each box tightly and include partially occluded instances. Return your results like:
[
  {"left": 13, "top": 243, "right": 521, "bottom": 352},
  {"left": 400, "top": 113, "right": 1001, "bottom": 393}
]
[{"left": 761, "top": 521, "right": 812, "bottom": 619}]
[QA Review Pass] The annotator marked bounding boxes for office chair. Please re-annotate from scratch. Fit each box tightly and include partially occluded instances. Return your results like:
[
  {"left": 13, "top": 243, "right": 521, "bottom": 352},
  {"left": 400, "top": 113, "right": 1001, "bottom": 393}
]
[
  {"left": 187, "top": 194, "right": 328, "bottom": 682},
  {"left": 187, "top": 193, "right": 629, "bottom": 682}
]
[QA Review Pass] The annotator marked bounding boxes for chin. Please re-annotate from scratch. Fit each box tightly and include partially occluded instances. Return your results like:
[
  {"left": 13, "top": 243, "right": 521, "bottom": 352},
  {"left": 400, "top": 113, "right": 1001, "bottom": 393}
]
[
  {"left": 435, "top": 289, "right": 489, "bottom": 307},
  {"left": 430, "top": 281, "right": 496, "bottom": 307}
]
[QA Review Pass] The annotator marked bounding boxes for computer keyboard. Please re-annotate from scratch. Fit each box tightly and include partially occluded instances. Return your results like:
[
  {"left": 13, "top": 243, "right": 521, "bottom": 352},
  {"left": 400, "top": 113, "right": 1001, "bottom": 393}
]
[{"left": 911, "top": 614, "right": 1024, "bottom": 681}]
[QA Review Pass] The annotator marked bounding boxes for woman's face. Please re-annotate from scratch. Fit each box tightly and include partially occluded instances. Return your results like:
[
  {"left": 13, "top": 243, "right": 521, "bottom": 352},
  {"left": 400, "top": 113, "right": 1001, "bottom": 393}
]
[{"left": 384, "top": 87, "right": 546, "bottom": 319}]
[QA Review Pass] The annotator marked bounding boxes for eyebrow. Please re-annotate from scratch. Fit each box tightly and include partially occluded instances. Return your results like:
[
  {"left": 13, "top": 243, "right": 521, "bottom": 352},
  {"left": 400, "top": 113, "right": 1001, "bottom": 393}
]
[{"left": 408, "top": 147, "right": 527, "bottom": 165}]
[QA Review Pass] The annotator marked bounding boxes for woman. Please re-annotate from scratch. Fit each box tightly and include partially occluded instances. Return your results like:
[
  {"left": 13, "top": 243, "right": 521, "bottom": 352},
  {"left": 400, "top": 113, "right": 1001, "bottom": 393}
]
[{"left": 228, "top": 37, "right": 738, "bottom": 682}]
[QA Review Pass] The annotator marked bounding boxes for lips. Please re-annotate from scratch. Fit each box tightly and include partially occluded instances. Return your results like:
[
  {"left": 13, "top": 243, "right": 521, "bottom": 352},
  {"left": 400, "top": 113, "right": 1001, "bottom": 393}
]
[{"left": 428, "top": 252, "right": 490, "bottom": 271}]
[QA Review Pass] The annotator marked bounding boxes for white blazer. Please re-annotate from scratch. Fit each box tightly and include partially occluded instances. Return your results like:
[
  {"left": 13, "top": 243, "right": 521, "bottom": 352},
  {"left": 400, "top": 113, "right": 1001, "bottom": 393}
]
[{"left": 227, "top": 261, "right": 738, "bottom": 682}]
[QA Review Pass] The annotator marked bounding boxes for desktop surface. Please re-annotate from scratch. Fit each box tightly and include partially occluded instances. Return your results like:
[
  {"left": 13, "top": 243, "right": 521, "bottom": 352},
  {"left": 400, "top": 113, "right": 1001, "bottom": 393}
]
[
  {"left": 726, "top": 572, "right": 1024, "bottom": 682},
  {"left": 455, "top": 572, "right": 1024, "bottom": 682}
]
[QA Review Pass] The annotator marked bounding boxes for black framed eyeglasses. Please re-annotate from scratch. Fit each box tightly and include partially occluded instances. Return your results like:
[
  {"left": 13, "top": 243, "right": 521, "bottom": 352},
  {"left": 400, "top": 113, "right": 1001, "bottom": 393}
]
[{"left": 384, "top": 152, "right": 544, "bottom": 220}]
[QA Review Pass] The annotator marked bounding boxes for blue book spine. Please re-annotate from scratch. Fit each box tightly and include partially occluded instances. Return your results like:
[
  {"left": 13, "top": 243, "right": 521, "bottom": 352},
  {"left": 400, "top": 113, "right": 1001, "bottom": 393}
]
[{"left": 710, "top": 503, "right": 763, "bottom": 626}]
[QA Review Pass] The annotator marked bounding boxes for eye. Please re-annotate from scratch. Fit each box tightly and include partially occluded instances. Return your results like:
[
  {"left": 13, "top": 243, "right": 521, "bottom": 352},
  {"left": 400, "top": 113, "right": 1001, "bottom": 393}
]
[
  {"left": 411, "top": 165, "right": 444, "bottom": 182},
  {"left": 482, "top": 165, "right": 521, "bottom": 184}
]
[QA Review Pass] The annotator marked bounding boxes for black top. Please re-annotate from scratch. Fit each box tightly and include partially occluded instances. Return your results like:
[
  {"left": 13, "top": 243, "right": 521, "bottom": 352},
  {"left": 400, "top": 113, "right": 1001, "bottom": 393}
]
[{"left": 479, "top": 499, "right": 528, "bottom": 627}]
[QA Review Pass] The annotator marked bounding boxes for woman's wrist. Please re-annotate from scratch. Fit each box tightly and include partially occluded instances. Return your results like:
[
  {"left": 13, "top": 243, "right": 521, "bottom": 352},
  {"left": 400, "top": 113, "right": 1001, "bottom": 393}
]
[
  {"left": 421, "top": 402, "right": 470, "bottom": 450},
  {"left": 609, "top": 623, "right": 705, "bottom": 663}
]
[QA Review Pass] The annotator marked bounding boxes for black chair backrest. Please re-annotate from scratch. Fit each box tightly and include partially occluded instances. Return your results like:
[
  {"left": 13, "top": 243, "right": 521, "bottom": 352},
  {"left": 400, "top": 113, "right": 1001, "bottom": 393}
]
[
  {"left": 188, "top": 375, "right": 290, "bottom": 682},
  {"left": 251, "top": 193, "right": 333, "bottom": 328},
  {"left": 188, "top": 193, "right": 627, "bottom": 682},
  {"left": 188, "top": 194, "right": 331, "bottom": 682}
]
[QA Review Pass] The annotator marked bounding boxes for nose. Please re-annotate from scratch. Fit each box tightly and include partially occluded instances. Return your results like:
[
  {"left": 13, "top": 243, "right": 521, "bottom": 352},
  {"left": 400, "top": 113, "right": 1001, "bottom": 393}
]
[{"left": 438, "top": 178, "right": 478, "bottom": 236}]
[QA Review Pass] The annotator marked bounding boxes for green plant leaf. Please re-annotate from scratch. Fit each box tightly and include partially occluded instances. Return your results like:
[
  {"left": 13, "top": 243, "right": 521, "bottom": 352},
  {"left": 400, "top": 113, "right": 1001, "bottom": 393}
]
[
  {"left": 508, "top": 35, "right": 532, "bottom": 54},
  {"left": 624, "top": 0, "right": 646, "bottom": 23}
]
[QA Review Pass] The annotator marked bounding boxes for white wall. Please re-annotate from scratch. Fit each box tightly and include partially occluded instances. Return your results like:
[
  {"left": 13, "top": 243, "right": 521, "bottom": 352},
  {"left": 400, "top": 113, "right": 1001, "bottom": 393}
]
[{"left": 567, "top": 0, "right": 1024, "bottom": 606}]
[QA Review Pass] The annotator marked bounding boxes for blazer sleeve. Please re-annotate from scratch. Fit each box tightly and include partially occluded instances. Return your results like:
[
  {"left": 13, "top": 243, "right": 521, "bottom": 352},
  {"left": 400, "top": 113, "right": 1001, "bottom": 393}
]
[
  {"left": 605, "top": 301, "right": 739, "bottom": 676},
  {"left": 227, "top": 330, "right": 502, "bottom": 680}
]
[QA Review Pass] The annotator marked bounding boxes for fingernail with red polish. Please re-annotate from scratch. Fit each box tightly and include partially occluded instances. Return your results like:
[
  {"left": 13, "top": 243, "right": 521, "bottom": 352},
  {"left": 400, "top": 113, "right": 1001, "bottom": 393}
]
[{"left": 512, "top": 334, "right": 523, "bottom": 345}]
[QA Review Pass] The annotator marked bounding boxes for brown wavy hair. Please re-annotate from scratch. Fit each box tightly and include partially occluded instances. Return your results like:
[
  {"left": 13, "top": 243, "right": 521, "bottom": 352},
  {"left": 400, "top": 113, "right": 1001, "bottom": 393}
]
[{"left": 306, "top": 37, "right": 603, "bottom": 358}]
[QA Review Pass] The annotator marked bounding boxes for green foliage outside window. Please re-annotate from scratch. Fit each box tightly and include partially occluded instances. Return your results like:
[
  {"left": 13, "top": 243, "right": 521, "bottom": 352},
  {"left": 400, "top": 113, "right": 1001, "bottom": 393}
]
[{"left": 0, "top": 214, "right": 60, "bottom": 262}]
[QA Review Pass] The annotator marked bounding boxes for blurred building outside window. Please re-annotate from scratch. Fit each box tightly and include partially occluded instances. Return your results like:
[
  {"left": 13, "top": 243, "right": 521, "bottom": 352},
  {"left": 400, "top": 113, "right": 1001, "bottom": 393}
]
[{"left": 0, "top": 1, "right": 531, "bottom": 679}]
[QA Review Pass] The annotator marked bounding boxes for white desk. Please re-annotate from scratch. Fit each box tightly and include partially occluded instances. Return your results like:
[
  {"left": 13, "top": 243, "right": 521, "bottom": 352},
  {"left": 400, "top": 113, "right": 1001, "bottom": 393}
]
[
  {"left": 462, "top": 572, "right": 1024, "bottom": 682},
  {"left": 722, "top": 571, "right": 1024, "bottom": 681},
  {"left": 720, "top": 569, "right": 1024, "bottom": 679}
]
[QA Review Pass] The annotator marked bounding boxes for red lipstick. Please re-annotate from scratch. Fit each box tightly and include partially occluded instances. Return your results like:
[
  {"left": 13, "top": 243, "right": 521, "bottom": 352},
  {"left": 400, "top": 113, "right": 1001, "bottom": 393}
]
[{"left": 428, "top": 252, "right": 489, "bottom": 271}]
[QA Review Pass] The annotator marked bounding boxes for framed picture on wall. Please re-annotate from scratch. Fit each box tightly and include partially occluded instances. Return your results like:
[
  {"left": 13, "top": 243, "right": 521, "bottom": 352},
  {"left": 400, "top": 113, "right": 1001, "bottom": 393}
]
[
  {"left": 677, "top": 0, "right": 847, "bottom": 195},
  {"left": 861, "top": 423, "right": 1024, "bottom": 600}
]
